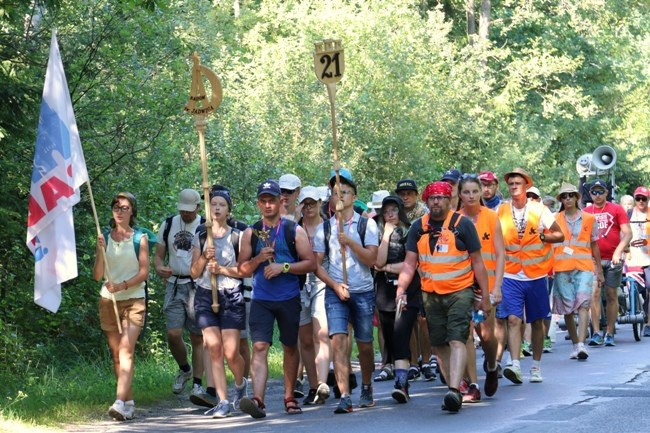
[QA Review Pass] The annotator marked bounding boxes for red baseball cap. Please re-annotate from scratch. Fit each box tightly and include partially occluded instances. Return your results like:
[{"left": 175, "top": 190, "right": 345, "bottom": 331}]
[
  {"left": 634, "top": 186, "right": 650, "bottom": 197},
  {"left": 478, "top": 171, "right": 498, "bottom": 183}
]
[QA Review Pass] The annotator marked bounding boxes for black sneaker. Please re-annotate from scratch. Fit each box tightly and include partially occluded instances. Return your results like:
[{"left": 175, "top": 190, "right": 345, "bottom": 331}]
[
  {"left": 303, "top": 388, "right": 318, "bottom": 405},
  {"left": 442, "top": 389, "right": 462, "bottom": 412},
  {"left": 421, "top": 363, "right": 437, "bottom": 381},
  {"left": 293, "top": 376, "right": 305, "bottom": 399},
  {"left": 407, "top": 366, "right": 420, "bottom": 381},
  {"left": 391, "top": 382, "right": 410, "bottom": 403}
]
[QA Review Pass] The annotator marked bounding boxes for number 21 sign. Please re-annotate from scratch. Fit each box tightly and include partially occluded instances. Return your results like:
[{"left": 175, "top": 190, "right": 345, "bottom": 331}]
[{"left": 313, "top": 39, "right": 345, "bottom": 85}]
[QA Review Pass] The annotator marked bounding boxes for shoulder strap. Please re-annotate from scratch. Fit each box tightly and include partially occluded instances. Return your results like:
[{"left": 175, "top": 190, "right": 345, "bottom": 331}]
[
  {"left": 323, "top": 219, "right": 331, "bottom": 258},
  {"left": 231, "top": 227, "right": 240, "bottom": 261},
  {"left": 628, "top": 208, "right": 633, "bottom": 220},
  {"left": 448, "top": 212, "right": 461, "bottom": 233},
  {"left": 162, "top": 215, "right": 174, "bottom": 252},
  {"left": 283, "top": 219, "right": 299, "bottom": 261},
  {"left": 196, "top": 224, "right": 207, "bottom": 253},
  {"left": 250, "top": 220, "right": 263, "bottom": 255},
  {"left": 357, "top": 215, "right": 368, "bottom": 247}
]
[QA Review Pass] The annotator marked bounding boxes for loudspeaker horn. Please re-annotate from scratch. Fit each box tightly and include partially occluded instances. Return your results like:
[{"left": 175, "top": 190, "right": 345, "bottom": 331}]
[{"left": 592, "top": 145, "right": 616, "bottom": 171}]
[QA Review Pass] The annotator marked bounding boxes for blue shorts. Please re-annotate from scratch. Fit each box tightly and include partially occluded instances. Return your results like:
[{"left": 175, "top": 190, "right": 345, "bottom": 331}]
[
  {"left": 195, "top": 286, "right": 246, "bottom": 331},
  {"left": 325, "top": 289, "right": 375, "bottom": 343},
  {"left": 249, "top": 296, "right": 301, "bottom": 346},
  {"left": 499, "top": 277, "right": 551, "bottom": 323}
]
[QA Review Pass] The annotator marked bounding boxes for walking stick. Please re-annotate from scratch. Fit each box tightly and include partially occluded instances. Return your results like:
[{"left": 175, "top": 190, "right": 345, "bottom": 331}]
[
  {"left": 184, "top": 52, "right": 223, "bottom": 313},
  {"left": 314, "top": 40, "right": 348, "bottom": 290},
  {"left": 87, "top": 180, "right": 122, "bottom": 334}
]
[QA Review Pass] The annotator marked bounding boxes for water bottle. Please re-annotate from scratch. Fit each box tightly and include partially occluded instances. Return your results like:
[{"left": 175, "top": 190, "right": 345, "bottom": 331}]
[{"left": 473, "top": 310, "right": 485, "bottom": 324}]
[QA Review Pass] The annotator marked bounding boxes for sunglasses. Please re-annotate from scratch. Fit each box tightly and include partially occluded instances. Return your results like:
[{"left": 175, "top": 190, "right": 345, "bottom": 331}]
[
  {"left": 301, "top": 201, "right": 318, "bottom": 209},
  {"left": 590, "top": 189, "right": 606, "bottom": 196},
  {"left": 635, "top": 196, "right": 648, "bottom": 202},
  {"left": 526, "top": 193, "right": 540, "bottom": 200},
  {"left": 280, "top": 188, "right": 297, "bottom": 195},
  {"left": 559, "top": 192, "right": 577, "bottom": 200}
]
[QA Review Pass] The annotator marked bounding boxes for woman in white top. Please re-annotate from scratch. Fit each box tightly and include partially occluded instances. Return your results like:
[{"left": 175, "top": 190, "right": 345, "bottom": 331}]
[{"left": 93, "top": 192, "right": 149, "bottom": 421}]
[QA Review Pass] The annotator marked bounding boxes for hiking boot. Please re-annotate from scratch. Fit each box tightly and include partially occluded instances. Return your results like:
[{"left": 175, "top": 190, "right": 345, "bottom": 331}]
[
  {"left": 108, "top": 400, "right": 127, "bottom": 421},
  {"left": 407, "top": 366, "right": 421, "bottom": 381},
  {"left": 293, "top": 375, "right": 305, "bottom": 398},
  {"left": 588, "top": 332, "right": 604, "bottom": 346},
  {"left": 543, "top": 337, "right": 553, "bottom": 353},
  {"left": 334, "top": 395, "right": 353, "bottom": 414},
  {"left": 521, "top": 340, "right": 532, "bottom": 357},
  {"left": 442, "top": 389, "right": 462, "bottom": 412},
  {"left": 124, "top": 401, "right": 135, "bottom": 420},
  {"left": 462, "top": 384, "right": 481, "bottom": 403},
  {"left": 233, "top": 377, "right": 248, "bottom": 411},
  {"left": 503, "top": 365, "right": 523, "bottom": 384},
  {"left": 529, "top": 366, "right": 543, "bottom": 383},
  {"left": 604, "top": 333, "right": 616, "bottom": 346},
  {"left": 316, "top": 382, "right": 330, "bottom": 404},
  {"left": 391, "top": 382, "right": 409, "bottom": 404},
  {"left": 484, "top": 367, "right": 499, "bottom": 397},
  {"left": 303, "top": 388, "right": 318, "bottom": 405},
  {"left": 206, "top": 400, "right": 232, "bottom": 418},
  {"left": 190, "top": 384, "right": 217, "bottom": 408},
  {"left": 172, "top": 368, "right": 193, "bottom": 394},
  {"left": 359, "top": 384, "right": 375, "bottom": 408},
  {"left": 421, "top": 363, "right": 437, "bottom": 381}
]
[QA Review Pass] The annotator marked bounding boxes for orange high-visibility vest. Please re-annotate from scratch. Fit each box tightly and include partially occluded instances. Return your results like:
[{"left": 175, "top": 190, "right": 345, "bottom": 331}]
[
  {"left": 417, "top": 212, "right": 475, "bottom": 294},
  {"left": 553, "top": 211, "right": 596, "bottom": 273},
  {"left": 463, "top": 208, "right": 499, "bottom": 290},
  {"left": 498, "top": 201, "right": 553, "bottom": 278}
]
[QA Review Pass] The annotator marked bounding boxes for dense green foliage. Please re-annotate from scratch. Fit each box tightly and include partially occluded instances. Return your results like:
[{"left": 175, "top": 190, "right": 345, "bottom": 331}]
[{"left": 1, "top": 0, "right": 649, "bottom": 424}]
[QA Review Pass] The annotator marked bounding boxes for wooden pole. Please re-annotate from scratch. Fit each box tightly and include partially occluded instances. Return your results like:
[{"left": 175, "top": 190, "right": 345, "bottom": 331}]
[
  {"left": 86, "top": 179, "right": 122, "bottom": 334},
  {"left": 314, "top": 39, "right": 348, "bottom": 289},
  {"left": 184, "top": 52, "right": 223, "bottom": 313}
]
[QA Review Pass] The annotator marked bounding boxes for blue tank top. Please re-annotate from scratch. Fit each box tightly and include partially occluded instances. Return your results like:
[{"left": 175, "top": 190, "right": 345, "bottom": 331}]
[{"left": 252, "top": 220, "right": 300, "bottom": 301}]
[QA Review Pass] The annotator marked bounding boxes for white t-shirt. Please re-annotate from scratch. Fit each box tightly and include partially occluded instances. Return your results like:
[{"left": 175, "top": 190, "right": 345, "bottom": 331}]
[
  {"left": 629, "top": 208, "right": 650, "bottom": 267},
  {"left": 157, "top": 214, "right": 202, "bottom": 283}
]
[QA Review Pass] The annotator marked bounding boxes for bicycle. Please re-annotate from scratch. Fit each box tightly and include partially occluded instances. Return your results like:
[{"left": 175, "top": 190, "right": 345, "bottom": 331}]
[{"left": 616, "top": 274, "right": 647, "bottom": 341}]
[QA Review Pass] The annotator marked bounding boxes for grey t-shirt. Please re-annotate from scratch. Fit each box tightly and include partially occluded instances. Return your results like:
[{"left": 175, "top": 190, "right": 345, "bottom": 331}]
[
  {"left": 192, "top": 227, "right": 241, "bottom": 291},
  {"left": 157, "top": 214, "right": 202, "bottom": 283}
]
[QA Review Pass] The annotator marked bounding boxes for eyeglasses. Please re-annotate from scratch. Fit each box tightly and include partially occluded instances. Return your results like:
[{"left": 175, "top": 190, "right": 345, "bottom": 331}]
[
  {"left": 338, "top": 190, "right": 354, "bottom": 196},
  {"left": 590, "top": 189, "right": 606, "bottom": 196},
  {"left": 302, "top": 201, "right": 318, "bottom": 209},
  {"left": 280, "top": 188, "right": 297, "bottom": 195},
  {"left": 526, "top": 194, "right": 540, "bottom": 200},
  {"left": 635, "top": 196, "right": 648, "bottom": 202},
  {"left": 426, "top": 195, "right": 449, "bottom": 201},
  {"left": 559, "top": 192, "right": 577, "bottom": 200},
  {"left": 112, "top": 205, "right": 131, "bottom": 213},
  {"left": 382, "top": 208, "right": 399, "bottom": 215}
]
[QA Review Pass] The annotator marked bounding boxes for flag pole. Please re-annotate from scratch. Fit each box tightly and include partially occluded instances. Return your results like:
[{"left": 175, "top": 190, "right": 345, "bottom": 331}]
[
  {"left": 313, "top": 39, "right": 348, "bottom": 291},
  {"left": 184, "top": 52, "right": 223, "bottom": 313},
  {"left": 86, "top": 180, "right": 122, "bottom": 334}
]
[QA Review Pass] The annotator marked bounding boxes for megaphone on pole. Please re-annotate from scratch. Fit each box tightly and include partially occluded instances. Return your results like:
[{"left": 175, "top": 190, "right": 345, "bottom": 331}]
[{"left": 592, "top": 145, "right": 617, "bottom": 173}]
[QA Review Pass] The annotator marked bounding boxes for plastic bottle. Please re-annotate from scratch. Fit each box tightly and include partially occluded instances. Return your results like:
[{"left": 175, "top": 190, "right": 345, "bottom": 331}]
[{"left": 473, "top": 310, "right": 485, "bottom": 324}]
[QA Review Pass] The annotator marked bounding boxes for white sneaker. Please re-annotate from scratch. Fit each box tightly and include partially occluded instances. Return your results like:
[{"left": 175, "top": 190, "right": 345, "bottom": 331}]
[
  {"left": 233, "top": 377, "right": 248, "bottom": 411},
  {"left": 205, "top": 400, "right": 232, "bottom": 418},
  {"left": 124, "top": 401, "right": 135, "bottom": 420},
  {"left": 503, "top": 365, "right": 522, "bottom": 384},
  {"left": 530, "top": 366, "right": 543, "bottom": 383},
  {"left": 577, "top": 347, "right": 589, "bottom": 360},
  {"left": 172, "top": 368, "right": 193, "bottom": 394},
  {"left": 569, "top": 347, "right": 579, "bottom": 359},
  {"left": 108, "top": 400, "right": 127, "bottom": 421}
]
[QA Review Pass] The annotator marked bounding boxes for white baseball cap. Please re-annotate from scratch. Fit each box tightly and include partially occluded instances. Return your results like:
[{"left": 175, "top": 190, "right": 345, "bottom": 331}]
[
  {"left": 279, "top": 174, "right": 301, "bottom": 190},
  {"left": 298, "top": 186, "right": 320, "bottom": 204},
  {"left": 177, "top": 189, "right": 200, "bottom": 211}
]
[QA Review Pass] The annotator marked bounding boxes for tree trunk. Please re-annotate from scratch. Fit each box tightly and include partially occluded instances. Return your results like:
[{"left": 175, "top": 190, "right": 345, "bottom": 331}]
[
  {"left": 478, "top": 0, "right": 490, "bottom": 42},
  {"left": 466, "top": 0, "right": 476, "bottom": 45}
]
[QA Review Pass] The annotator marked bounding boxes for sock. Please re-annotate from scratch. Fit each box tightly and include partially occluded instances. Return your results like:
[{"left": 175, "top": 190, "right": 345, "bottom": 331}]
[
  {"left": 471, "top": 383, "right": 479, "bottom": 390},
  {"left": 395, "top": 369, "right": 408, "bottom": 385},
  {"left": 125, "top": 400, "right": 134, "bottom": 406},
  {"left": 532, "top": 360, "right": 541, "bottom": 369},
  {"left": 236, "top": 379, "right": 245, "bottom": 389},
  {"left": 573, "top": 343, "right": 579, "bottom": 351},
  {"left": 207, "top": 387, "right": 217, "bottom": 397},
  {"left": 180, "top": 363, "right": 191, "bottom": 373},
  {"left": 193, "top": 377, "right": 202, "bottom": 386},
  {"left": 512, "top": 359, "right": 521, "bottom": 369},
  {"left": 577, "top": 342, "right": 585, "bottom": 349},
  {"left": 362, "top": 383, "right": 371, "bottom": 390}
]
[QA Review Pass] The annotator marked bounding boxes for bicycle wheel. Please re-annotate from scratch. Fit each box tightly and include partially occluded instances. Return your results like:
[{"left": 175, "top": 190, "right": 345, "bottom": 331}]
[{"left": 630, "top": 281, "right": 643, "bottom": 342}]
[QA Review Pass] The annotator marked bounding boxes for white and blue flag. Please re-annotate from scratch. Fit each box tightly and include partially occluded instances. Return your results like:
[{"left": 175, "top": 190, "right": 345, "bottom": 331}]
[{"left": 26, "top": 30, "right": 88, "bottom": 313}]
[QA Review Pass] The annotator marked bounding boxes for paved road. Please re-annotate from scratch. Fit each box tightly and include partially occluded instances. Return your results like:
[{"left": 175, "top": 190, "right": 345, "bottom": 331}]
[{"left": 68, "top": 328, "right": 650, "bottom": 433}]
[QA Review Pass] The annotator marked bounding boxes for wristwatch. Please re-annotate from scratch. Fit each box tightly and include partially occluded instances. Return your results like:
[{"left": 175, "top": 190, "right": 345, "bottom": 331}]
[
  {"left": 539, "top": 233, "right": 546, "bottom": 242},
  {"left": 282, "top": 262, "right": 291, "bottom": 273}
]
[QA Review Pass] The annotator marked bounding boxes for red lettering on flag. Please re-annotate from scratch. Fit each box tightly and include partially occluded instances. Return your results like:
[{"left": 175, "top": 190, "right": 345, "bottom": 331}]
[
  {"left": 28, "top": 195, "right": 46, "bottom": 228},
  {"left": 42, "top": 175, "right": 75, "bottom": 212}
]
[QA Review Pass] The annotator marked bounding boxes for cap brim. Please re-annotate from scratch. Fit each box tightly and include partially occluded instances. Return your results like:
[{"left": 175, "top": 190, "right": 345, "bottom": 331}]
[{"left": 178, "top": 204, "right": 197, "bottom": 211}]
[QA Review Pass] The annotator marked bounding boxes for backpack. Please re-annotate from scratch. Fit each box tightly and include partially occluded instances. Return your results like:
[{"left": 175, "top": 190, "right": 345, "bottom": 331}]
[
  {"left": 195, "top": 224, "right": 241, "bottom": 262},
  {"left": 415, "top": 212, "right": 464, "bottom": 253},
  {"left": 322, "top": 215, "right": 368, "bottom": 259},
  {"left": 162, "top": 215, "right": 206, "bottom": 254},
  {"left": 250, "top": 218, "right": 306, "bottom": 290}
]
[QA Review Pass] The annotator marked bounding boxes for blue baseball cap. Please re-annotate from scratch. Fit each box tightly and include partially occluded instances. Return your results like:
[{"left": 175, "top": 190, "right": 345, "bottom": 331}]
[
  {"left": 329, "top": 168, "right": 356, "bottom": 193},
  {"left": 257, "top": 179, "right": 281, "bottom": 197},
  {"left": 441, "top": 169, "right": 462, "bottom": 183},
  {"left": 590, "top": 179, "right": 607, "bottom": 190}
]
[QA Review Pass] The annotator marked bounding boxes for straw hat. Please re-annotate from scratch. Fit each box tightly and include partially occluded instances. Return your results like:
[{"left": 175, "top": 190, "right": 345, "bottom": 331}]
[
  {"left": 503, "top": 168, "right": 533, "bottom": 187},
  {"left": 556, "top": 182, "right": 581, "bottom": 201}
]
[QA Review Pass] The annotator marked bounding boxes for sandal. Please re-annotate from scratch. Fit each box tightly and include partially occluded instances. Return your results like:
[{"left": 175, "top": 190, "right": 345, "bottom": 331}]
[
  {"left": 284, "top": 397, "right": 303, "bottom": 415},
  {"left": 373, "top": 366, "right": 394, "bottom": 382},
  {"left": 240, "top": 396, "right": 266, "bottom": 419}
]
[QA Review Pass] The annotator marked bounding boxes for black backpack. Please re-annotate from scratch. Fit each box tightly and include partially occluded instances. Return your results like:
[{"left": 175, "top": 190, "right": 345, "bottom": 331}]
[
  {"left": 162, "top": 214, "right": 206, "bottom": 255},
  {"left": 322, "top": 215, "right": 368, "bottom": 259},
  {"left": 250, "top": 219, "right": 306, "bottom": 290}
]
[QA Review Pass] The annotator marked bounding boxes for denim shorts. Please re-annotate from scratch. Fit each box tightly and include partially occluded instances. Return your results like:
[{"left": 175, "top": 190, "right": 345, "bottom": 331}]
[
  {"left": 499, "top": 277, "right": 551, "bottom": 323},
  {"left": 163, "top": 281, "right": 201, "bottom": 335},
  {"left": 423, "top": 288, "right": 473, "bottom": 346},
  {"left": 195, "top": 286, "right": 246, "bottom": 331},
  {"left": 325, "top": 289, "right": 375, "bottom": 343}
]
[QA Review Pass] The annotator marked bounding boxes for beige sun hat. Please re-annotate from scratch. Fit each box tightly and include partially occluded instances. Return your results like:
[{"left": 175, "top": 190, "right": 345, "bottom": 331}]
[
  {"left": 504, "top": 168, "right": 533, "bottom": 187},
  {"left": 556, "top": 182, "right": 581, "bottom": 201}
]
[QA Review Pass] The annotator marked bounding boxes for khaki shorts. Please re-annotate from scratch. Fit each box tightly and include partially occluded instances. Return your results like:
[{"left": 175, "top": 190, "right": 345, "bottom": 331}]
[{"left": 99, "top": 297, "right": 146, "bottom": 332}]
